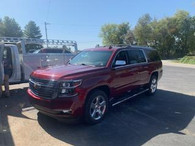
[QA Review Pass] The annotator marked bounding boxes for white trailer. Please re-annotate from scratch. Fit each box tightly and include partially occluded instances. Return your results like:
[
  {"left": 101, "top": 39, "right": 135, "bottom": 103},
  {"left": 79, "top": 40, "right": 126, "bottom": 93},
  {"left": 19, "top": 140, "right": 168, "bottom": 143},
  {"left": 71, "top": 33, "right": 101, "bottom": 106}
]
[{"left": 0, "top": 37, "right": 78, "bottom": 83}]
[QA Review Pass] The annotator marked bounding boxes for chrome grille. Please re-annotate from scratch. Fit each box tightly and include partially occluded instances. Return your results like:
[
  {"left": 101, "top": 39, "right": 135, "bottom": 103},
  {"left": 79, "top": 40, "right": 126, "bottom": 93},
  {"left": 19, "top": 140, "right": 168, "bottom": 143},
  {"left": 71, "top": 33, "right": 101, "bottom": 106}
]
[{"left": 29, "top": 76, "right": 58, "bottom": 99}]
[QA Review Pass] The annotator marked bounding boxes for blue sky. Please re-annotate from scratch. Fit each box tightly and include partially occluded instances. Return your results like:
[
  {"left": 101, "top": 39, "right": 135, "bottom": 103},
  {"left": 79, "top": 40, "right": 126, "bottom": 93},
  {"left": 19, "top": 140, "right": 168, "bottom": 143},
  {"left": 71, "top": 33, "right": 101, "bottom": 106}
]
[{"left": 0, "top": 0, "right": 195, "bottom": 50}]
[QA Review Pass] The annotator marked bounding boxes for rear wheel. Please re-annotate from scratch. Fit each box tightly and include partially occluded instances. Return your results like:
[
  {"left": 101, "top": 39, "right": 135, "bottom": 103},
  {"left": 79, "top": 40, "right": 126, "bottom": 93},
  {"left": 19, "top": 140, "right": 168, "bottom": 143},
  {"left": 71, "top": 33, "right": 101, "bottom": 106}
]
[
  {"left": 84, "top": 90, "right": 108, "bottom": 124},
  {"left": 146, "top": 75, "right": 158, "bottom": 95}
]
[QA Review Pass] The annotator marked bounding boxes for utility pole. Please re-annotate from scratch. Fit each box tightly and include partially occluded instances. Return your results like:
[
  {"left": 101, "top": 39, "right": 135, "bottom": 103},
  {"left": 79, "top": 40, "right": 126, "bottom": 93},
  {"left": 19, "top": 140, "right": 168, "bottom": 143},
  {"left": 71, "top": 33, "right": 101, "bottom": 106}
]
[{"left": 44, "top": 22, "right": 49, "bottom": 47}]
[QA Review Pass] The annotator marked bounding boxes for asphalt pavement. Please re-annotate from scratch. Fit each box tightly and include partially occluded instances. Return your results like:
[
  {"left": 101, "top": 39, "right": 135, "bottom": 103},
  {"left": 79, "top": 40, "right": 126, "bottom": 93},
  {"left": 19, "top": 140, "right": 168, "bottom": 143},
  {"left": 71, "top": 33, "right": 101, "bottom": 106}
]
[{"left": 0, "top": 64, "right": 195, "bottom": 146}]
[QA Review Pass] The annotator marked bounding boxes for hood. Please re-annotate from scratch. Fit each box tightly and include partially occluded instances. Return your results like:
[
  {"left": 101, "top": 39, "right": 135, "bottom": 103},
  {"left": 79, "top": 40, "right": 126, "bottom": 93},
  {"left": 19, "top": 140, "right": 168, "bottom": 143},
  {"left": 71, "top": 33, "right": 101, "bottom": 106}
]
[{"left": 31, "top": 64, "right": 104, "bottom": 80}]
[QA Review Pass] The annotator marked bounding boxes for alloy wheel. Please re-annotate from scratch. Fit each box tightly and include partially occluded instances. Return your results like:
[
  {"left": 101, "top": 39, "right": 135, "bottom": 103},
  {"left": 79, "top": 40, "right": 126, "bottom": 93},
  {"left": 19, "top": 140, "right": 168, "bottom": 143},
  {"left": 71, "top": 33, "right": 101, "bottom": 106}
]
[
  {"left": 90, "top": 95, "right": 106, "bottom": 120},
  {"left": 150, "top": 78, "right": 157, "bottom": 93}
]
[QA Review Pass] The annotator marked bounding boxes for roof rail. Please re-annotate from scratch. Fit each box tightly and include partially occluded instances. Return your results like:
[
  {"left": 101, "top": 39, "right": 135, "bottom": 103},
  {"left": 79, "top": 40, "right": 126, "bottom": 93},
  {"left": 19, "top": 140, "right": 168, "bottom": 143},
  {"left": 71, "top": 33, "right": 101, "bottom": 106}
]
[
  {"left": 106, "top": 44, "right": 131, "bottom": 48},
  {"left": 95, "top": 44, "right": 131, "bottom": 48},
  {"left": 0, "top": 37, "right": 77, "bottom": 46},
  {"left": 109, "top": 44, "right": 131, "bottom": 47}
]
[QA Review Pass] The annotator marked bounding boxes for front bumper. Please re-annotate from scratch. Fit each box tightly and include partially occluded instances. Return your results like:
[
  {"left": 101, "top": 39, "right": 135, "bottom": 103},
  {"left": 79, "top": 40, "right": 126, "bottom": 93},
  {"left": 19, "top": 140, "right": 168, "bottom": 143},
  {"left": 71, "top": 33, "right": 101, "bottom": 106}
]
[{"left": 27, "top": 89, "right": 84, "bottom": 119}]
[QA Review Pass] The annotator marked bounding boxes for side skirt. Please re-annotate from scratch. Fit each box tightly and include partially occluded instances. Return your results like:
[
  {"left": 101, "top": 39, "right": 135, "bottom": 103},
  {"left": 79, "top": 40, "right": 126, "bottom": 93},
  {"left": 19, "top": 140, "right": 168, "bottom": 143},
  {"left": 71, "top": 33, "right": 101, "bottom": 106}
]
[{"left": 111, "top": 89, "right": 149, "bottom": 106}]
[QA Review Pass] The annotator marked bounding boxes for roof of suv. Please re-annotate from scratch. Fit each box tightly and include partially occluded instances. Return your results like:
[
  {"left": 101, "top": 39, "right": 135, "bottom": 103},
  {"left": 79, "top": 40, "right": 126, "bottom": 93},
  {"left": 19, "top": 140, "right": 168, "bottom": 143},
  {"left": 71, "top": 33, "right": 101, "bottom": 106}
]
[{"left": 84, "top": 45, "right": 155, "bottom": 52}]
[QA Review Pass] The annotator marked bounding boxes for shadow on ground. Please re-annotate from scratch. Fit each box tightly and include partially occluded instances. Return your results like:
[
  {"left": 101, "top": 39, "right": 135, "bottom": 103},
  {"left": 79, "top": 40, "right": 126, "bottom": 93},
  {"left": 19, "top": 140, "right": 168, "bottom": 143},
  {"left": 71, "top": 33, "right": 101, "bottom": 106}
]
[
  {"left": 0, "top": 88, "right": 195, "bottom": 146},
  {"left": 0, "top": 88, "right": 32, "bottom": 146},
  {"left": 37, "top": 89, "right": 195, "bottom": 146}
]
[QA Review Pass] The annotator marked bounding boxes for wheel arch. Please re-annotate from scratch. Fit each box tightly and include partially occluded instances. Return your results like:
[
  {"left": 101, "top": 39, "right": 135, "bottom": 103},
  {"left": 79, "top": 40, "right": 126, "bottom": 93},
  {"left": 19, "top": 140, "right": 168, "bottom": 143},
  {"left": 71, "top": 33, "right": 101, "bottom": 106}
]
[
  {"left": 86, "top": 85, "right": 110, "bottom": 100},
  {"left": 83, "top": 85, "right": 110, "bottom": 124},
  {"left": 84, "top": 85, "right": 111, "bottom": 108},
  {"left": 151, "top": 71, "right": 158, "bottom": 79}
]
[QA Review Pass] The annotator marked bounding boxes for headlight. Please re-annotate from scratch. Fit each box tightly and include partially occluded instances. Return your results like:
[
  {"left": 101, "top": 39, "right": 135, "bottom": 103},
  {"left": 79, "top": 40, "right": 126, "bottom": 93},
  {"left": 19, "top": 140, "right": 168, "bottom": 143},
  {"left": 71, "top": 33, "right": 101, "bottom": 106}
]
[
  {"left": 60, "top": 80, "right": 82, "bottom": 88},
  {"left": 59, "top": 80, "right": 82, "bottom": 97}
]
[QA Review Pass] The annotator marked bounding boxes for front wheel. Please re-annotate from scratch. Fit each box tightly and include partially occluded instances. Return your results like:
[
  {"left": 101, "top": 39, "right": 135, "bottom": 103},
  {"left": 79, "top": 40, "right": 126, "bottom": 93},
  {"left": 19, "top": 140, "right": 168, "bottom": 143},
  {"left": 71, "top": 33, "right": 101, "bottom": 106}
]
[
  {"left": 146, "top": 75, "right": 158, "bottom": 96},
  {"left": 84, "top": 90, "right": 108, "bottom": 124}
]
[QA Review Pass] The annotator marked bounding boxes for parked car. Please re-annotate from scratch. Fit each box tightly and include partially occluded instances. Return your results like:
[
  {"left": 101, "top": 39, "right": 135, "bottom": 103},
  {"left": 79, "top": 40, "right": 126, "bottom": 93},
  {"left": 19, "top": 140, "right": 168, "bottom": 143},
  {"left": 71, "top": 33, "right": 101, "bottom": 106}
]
[{"left": 27, "top": 46, "right": 163, "bottom": 124}]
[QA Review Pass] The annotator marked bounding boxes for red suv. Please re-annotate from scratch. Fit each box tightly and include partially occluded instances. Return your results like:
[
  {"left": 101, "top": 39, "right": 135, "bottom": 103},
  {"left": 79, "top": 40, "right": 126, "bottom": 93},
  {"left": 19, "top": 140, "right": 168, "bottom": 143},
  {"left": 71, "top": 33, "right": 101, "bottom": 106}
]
[{"left": 28, "top": 46, "right": 163, "bottom": 124}]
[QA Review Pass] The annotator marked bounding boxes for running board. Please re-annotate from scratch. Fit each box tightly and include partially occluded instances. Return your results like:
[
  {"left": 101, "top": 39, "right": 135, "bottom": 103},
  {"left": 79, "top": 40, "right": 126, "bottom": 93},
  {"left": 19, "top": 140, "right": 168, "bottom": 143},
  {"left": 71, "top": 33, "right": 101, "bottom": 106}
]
[{"left": 112, "top": 89, "right": 149, "bottom": 106}]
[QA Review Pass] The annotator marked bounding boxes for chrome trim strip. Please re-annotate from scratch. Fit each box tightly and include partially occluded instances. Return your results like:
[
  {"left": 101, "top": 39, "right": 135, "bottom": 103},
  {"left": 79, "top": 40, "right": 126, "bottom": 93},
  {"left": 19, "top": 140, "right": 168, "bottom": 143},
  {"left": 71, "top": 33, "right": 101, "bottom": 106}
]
[
  {"left": 29, "top": 89, "right": 57, "bottom": 100},
  {"left": 29, "top": 78, "right": 54, "bottom": 88},
  {"left": 112, "top": 89, "right": 149, "bottom": 106},
  {"left": 58, "top": 93, "right": 78, "bottom": 98},
  {"left": 30, "top": 76, "right": 57, "bottom": 82}
]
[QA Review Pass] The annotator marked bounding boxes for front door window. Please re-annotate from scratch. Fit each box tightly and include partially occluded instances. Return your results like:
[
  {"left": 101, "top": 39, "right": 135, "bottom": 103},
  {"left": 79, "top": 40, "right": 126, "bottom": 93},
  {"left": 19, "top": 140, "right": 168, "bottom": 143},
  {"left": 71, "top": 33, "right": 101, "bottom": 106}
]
[{"left": 113, "top": 51, "right": 129, "bottom": 67}]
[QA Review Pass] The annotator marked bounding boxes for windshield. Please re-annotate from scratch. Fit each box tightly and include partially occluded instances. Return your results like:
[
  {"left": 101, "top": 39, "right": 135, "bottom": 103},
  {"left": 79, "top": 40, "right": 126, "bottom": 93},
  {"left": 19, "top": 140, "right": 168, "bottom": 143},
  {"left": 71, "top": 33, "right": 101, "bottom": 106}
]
[{"left": 69, "top": 51, "right": 112, "bottom": 67}]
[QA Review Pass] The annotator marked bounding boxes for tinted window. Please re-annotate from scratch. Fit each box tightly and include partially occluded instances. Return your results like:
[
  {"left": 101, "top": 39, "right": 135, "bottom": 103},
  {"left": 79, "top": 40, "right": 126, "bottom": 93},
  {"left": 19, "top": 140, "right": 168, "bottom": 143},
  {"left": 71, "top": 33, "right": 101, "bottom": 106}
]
[
  {"left": 25, "top": 44, "right": 43, "bottom": 53},
  {"left": 128, "top": 50, "right": 146, "bottom": 64},
  {"left": 40, "top": 49, "right": 63, "bottom": 53},
  {"left": 64, "top": 49, "right": 71, "bottom": 53},
  {"left": 113, "top": 51, "right": 128, "bottom": 67},
  {"left": 144, "top": 50, "right": 161, "bottom": 62}
]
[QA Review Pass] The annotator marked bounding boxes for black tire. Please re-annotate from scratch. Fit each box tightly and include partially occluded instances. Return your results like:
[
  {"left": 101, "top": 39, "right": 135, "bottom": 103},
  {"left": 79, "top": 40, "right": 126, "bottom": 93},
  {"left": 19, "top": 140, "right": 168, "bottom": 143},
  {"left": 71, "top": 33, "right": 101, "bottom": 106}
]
[
  {"left": 146, "top": 75, "right": 158, "bottom": 96},
  {"left": 84, "top": 90, "right": 108, "bottom": 124}
]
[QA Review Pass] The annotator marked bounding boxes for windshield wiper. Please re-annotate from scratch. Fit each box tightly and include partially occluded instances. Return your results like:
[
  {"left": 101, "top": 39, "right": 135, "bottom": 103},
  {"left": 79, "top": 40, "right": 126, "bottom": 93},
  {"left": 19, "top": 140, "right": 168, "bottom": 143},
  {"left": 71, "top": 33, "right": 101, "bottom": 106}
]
[
  {"left": 80, "top": 63, "right": 95, "bottom": 67},
  {"left": 81, "top": 63, "right": 87, "bottom": 66}
]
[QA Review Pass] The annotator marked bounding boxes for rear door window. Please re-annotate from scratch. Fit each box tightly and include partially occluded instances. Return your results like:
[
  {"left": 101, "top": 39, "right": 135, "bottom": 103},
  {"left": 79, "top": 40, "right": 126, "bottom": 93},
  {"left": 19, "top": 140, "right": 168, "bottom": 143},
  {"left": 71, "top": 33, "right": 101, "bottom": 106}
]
[{"left": 128, "top": 50, "right": 146, "bottom": 64}]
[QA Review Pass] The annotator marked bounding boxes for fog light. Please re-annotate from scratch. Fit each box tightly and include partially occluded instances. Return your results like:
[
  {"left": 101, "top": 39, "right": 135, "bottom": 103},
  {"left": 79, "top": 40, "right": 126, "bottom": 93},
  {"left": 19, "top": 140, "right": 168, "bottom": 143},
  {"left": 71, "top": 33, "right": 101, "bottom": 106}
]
[
  {"left": 62, "top": 110, "right": 71, "bottom": 113},
  {"left": 52, "top": 92, "right": 58, "bottom": 99},
  {"left": 61, "top": 89, "right": 67, "bottom": 94}
]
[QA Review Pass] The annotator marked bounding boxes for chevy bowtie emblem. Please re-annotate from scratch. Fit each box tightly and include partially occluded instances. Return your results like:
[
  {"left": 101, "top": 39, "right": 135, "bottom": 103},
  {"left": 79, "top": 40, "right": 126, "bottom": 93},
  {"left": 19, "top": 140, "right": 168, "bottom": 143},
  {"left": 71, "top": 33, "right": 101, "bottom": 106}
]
[{"left": 34, "top": 82, "right": 41, "bottom": 89}]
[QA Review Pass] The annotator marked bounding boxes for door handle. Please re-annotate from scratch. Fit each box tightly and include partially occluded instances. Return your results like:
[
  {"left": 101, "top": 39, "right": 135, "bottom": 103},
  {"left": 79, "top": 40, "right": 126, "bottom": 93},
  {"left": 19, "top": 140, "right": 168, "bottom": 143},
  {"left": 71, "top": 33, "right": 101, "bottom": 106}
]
[{"left": 143, "top": 66, "right": 148, "bottom": 69}]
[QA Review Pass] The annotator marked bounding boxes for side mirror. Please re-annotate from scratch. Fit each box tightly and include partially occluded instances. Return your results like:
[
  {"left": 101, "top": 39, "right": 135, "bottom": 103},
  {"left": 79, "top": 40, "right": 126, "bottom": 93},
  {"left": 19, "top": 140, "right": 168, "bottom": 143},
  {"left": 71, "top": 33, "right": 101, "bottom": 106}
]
[{"left": 115, "top": 60, "right": 126, "bottom": 66}]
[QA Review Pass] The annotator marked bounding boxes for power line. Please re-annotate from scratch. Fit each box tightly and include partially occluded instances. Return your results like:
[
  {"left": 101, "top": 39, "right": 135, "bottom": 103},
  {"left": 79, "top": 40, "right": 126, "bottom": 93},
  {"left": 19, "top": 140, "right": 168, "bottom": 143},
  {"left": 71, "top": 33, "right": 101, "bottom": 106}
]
[
  {"left": 45, "top": 0, "right": 51, "bottom": 47},
  {"left": 44, "top": 22, "right": 50, "bottom": 47},
  {"left": 45, "top": 23, "right": 101, "bottom": 28}
]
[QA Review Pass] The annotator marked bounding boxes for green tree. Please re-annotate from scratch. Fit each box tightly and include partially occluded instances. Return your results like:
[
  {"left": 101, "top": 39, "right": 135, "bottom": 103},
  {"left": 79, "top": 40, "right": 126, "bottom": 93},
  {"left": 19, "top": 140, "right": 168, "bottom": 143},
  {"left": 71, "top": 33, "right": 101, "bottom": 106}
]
[
  {"left": 100, "top": 10, "right": 195, "bottom": 58},
  {"left": 124, "top": 30, "right": 135, "bottom": 45},
  {"left": 152, "top": 17, "right": 177, "bottom": 58},
  {"left": 24, "top": 21, "right": 42, "bottom": 38},
  {"left": 188, "top": 16, "right": 195, "bottom": 55},
  {"left": 0, "top": 16, "right": 23, "bottom": 37},
  {"left": 134, "top": 14, "right": 153, "bottom": 46},
  {"left": 100, "top": 22, "right": 134, "bottom": 45},
  {"left": 173, "top": 10, "right": 193, "bottom": 56},
  {"left": 0, "top": 18, "right": 3, "bottom": 35},
  {"left": 145, "top": 10, "right": 194, "bottom": 58}
]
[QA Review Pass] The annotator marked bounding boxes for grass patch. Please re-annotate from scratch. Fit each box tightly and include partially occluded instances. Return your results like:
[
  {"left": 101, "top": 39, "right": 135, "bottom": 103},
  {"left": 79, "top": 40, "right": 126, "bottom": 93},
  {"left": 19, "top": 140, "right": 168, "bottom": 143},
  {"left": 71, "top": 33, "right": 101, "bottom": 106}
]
[{"left": 178, "top": 56, "right": 195, "bottom": 64}]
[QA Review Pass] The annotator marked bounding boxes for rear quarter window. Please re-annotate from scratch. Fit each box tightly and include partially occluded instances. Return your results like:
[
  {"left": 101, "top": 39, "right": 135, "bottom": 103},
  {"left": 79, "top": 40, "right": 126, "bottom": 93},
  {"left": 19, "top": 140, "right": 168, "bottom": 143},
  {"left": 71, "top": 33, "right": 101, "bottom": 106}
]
[{"left": 144, "top": 49, "right": 161, "bottom": 62}]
